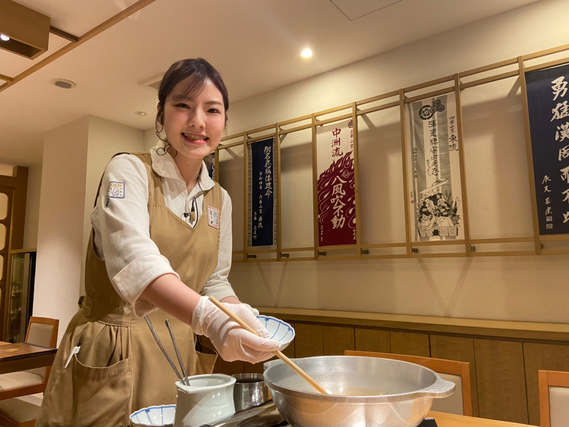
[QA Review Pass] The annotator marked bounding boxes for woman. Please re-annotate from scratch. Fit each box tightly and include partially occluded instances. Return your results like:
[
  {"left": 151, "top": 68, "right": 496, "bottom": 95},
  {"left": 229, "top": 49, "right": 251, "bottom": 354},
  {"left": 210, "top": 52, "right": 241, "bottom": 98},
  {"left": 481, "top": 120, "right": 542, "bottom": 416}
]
[{"left": 37, "top": 58, "right": 280, "bottom": 427}]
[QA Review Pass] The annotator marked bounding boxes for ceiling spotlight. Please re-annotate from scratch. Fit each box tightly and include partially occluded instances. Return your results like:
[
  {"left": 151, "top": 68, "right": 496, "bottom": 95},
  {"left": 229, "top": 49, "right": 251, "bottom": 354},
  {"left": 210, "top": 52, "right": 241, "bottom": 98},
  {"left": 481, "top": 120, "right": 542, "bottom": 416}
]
[
  {"left": 51, "top": 79, "right": 76, "bottom": 89},
  {"left": 301, "top": 48, "right": 313, "bottom": 58},
  {"left": 0, "top": 34, "right": 10, "bottom": 42},
  {"left": 135, "top": 111, "right": 147, "bottom": 116}
]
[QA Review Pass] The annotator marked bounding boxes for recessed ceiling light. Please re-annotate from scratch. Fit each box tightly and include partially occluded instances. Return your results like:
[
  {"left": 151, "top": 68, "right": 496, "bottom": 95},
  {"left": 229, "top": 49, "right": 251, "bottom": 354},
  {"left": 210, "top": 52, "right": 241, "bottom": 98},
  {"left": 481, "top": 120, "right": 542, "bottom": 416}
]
[
  {"left": 0, "top": 34, "right": 10, "bottom": 42},
  {"left": 52, "top": 79, "right": 76, "bottom": 89},
  {"left": 301, "top": 48, "right": 313, "bottom": 58},
  {"left": 135, "top": 111, "right": 147, "bottom": 116}
]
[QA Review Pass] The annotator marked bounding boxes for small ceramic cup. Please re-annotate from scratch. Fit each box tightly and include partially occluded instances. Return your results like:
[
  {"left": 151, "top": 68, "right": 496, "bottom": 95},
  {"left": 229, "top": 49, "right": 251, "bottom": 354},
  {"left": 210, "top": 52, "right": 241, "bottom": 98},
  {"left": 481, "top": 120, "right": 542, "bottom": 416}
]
[
  {"left": 174, "top": 374, "right": 236, "bottom": 427},
  {"left": 232, "top": 373, "right": 270, "bottom": 412}
]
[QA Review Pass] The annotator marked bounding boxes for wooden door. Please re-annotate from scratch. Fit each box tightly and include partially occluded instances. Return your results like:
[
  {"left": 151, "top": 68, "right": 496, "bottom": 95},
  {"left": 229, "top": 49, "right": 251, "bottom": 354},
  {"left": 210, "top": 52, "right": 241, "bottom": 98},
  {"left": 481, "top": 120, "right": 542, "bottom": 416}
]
[
  {"left": 0, "top": 166, "right": 28, "bottom": 341},
  {"left": 0, "top": 187, "right": 13, "bottom": 338}
]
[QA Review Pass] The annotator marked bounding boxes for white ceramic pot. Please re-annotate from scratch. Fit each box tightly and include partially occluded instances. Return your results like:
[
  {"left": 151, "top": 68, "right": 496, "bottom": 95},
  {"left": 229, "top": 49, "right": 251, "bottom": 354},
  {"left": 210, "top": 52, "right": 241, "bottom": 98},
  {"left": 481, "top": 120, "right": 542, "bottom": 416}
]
[{"left": 174, "top": 374, "right": 236, "bottom": 427}]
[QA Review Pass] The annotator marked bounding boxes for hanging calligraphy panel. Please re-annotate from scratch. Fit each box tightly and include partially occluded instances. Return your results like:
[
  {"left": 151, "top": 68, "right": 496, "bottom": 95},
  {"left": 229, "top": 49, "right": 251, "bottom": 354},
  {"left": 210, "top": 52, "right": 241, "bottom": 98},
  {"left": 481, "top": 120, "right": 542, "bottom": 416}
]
[
  {"left": 525, "top": 63, "right": 569, "bottom": 235},
  {"left": 406, "top": 94, "right": 464, "bottom": 242},
  {"left": 316, "top": 119, "right": 357, "bottom": 247},
  {"left": 247, "top": 138, "right": 277, "bottom": 247}
]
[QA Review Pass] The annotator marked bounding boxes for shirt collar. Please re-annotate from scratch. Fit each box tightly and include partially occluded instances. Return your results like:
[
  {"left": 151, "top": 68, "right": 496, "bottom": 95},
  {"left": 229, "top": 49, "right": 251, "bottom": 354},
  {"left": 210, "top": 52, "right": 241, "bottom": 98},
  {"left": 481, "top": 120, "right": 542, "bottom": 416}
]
[{"left": 150, "top": 142, "right": 215, "bottom": 191}]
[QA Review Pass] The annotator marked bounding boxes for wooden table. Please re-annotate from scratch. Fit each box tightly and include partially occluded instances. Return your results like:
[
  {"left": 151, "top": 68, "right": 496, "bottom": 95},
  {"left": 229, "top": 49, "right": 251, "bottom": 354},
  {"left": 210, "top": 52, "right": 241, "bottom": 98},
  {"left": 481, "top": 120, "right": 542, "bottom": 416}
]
[
  {"left": 429, "top": 411, "right": 529, "bottom": 427},
  {"left": 0, "top": 341, "right": 57, "bottom": 374}
]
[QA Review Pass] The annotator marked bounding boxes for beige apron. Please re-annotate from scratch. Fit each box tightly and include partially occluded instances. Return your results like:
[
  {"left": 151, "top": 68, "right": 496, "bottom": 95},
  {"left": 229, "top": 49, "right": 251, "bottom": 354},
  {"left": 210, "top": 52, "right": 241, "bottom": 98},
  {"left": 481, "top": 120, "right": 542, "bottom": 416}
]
[{"left": 37, "top": 153, "right": 221, "bottom": 427}]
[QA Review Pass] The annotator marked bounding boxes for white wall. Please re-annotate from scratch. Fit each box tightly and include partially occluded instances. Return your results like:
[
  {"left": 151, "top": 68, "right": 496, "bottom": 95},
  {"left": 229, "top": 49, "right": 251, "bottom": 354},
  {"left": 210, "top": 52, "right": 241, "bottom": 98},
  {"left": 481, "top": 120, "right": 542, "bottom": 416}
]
[
  {"left": 144, "top": 128, "right": 159, "bottom": 151},
  {"left": 224, "top": 0, "right": 569, "bottom": 324},
  {"left": 23, "top": 165, "right": 42, "bottom": 249},
  {"left": 34, "top": 116, "right": 145, "bottom": 341},
  {"left": 226, "top": 0, "right": 569, "bottom": 135},
  {"left": 34, "top": 117, "right": 90, "bottom": 342}
]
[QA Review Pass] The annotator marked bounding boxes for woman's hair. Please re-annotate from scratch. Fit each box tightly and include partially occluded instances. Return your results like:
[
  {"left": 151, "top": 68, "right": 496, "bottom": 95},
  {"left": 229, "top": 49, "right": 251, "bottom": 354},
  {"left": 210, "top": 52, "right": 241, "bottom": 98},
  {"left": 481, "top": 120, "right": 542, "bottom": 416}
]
[{"left": 155, "top": 58, "right": 229, "bottom": 128}]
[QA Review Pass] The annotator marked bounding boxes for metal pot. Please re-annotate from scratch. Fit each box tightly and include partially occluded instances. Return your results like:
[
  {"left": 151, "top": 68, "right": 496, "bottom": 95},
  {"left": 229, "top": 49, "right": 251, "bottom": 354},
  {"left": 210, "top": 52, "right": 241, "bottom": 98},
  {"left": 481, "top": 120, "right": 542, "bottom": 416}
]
[
  {"left": 263, "top": 355, "right": 455, "bottom": 427},
  {"left": 232, "top": 373, "right": 271, "bottom": 412}
]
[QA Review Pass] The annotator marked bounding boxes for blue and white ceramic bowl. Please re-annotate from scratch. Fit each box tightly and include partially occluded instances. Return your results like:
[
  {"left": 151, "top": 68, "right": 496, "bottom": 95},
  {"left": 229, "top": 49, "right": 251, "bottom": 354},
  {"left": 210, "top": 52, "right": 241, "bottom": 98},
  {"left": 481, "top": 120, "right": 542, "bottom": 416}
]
[
  {"left": 130, "top": 404, "right": 175, "bottom": 427},
  {"left": 257, "top": 315, "right": 295, "bottom": 351}
]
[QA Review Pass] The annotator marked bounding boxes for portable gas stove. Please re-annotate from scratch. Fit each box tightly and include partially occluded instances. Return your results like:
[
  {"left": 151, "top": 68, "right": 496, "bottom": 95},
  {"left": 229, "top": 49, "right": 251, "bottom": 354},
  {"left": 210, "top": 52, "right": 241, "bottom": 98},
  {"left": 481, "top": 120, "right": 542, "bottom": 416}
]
[
  {"left": 204, "top": 401, "right": 438, "bottom": 427},
  {"left": 205, "top": 401, "right": 288, "bottom": 427}
]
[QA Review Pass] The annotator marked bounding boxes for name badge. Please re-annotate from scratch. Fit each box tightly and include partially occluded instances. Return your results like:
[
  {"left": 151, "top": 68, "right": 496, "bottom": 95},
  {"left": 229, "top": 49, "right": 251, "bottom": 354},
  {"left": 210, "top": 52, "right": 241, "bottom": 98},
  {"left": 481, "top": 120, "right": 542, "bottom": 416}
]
[
  {"left": 207, "top": 206, "right": 220, "bottom": 229},
  {"left": 107, "top": 181, "right": 125, "bottom": 199}
]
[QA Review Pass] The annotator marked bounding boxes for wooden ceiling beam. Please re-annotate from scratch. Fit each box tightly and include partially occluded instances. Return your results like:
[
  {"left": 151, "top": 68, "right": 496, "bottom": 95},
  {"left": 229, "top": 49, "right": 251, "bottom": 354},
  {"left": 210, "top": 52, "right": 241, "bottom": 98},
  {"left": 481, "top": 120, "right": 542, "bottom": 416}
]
[{"left": 0, "top": 0, "right": 157, "bottom": 94}]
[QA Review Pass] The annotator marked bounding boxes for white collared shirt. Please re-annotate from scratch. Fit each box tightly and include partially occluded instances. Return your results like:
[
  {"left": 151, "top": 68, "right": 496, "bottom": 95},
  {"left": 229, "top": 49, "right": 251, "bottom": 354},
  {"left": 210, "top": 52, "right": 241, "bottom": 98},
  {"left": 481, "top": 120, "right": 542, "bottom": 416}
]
[{"left": 91, "top": 142, "right": 236, "bottom": 316}]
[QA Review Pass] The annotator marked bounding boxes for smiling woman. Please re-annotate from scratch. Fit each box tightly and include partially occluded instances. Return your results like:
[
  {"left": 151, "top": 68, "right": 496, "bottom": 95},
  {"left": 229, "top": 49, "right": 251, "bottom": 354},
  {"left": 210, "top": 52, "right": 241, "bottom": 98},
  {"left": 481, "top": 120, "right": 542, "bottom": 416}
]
[
  {"left": 155, "top": 59, "right": 229, "bottom": 192},
  {"left": 35, "top": 58, "right": 281, "bottom": 427},
  {"left": 160, "top": 80, "right": 225, "bottom": 185}
]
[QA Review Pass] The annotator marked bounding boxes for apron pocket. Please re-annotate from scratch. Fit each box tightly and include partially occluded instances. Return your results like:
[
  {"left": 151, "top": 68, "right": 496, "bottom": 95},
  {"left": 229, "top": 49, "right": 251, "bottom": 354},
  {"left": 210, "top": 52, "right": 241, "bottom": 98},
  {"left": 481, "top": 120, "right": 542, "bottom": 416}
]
[{"left": 71, "top": 356, "right": 133, "bottom": 426}]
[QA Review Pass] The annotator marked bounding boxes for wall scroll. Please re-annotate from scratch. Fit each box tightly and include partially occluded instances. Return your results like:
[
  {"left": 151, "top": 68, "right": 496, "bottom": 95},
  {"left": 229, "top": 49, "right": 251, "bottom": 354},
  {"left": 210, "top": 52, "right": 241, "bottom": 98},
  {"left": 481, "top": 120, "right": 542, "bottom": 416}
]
[
  {"left": 406, "top": 94, "right": 464, "bottom": 241},
  {"left": 248, "top": 138, "right": 277, "bottom": 247},
  {"left": 525, "top": 63, "right": 569, "bottom": 235},
  {"left": 316, "top": 119, "right": 357, "bottom": 247}
]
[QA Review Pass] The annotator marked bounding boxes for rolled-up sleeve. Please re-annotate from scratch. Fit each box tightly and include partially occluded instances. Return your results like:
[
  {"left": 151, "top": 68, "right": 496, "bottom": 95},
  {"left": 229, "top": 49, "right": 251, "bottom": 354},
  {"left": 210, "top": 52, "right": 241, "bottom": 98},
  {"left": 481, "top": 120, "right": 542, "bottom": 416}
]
[
  {"left": 200, "top": 188, "right": 237, "bottom": 301},
  {"left": 91, "top": 154, "right": 179, "bottom": 316}
]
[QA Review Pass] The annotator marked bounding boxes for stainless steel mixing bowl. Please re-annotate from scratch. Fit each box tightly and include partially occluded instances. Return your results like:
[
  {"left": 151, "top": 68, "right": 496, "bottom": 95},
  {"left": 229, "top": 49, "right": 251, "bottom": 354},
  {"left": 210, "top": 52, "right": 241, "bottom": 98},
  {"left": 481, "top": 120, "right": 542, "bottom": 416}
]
[{"left": 263, "top": 355, "right": 455, "bottom": 427}]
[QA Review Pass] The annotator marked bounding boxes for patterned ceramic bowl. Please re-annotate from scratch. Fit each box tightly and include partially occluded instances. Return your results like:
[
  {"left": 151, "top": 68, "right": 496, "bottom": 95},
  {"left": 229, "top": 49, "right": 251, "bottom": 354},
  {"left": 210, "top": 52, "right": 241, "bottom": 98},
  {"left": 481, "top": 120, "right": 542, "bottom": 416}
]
[
  {"left": 257, "top": 315, "right": 295, "bottom": 351},
  {"left": 130, "top": 404, "right": 175, "bottom": 427}
]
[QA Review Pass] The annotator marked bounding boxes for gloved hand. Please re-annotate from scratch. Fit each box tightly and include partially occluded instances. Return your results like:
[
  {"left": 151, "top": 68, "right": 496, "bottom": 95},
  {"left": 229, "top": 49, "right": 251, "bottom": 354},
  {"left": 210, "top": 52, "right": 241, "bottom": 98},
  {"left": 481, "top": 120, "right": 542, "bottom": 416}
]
[{"left": 191, "top": 297, "right": 281, "bottom": 363}]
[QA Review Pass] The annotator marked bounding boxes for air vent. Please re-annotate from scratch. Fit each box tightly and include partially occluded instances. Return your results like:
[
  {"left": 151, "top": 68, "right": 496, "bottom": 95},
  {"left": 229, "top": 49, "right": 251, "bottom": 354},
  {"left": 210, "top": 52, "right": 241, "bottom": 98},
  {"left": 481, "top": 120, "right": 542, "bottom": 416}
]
[
  {"left": 52, "top": 79, "right": 76, "bottom": 89},
  {"left": 330, "top": 0, "right": 403, "bottom": 21}
]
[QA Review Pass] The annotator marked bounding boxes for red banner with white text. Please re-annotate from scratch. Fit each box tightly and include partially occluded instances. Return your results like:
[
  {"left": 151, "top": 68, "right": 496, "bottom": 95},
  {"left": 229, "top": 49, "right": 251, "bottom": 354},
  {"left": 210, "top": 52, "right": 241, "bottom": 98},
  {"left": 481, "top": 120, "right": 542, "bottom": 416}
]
[{"left": 316, "top": 119, "right": 357, "bottom": 247}]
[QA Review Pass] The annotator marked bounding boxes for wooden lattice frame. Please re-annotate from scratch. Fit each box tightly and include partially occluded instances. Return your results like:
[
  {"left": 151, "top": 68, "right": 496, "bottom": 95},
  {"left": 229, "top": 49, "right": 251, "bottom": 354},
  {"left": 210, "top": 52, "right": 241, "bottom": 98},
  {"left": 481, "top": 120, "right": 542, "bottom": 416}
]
[{"left": 216, "top": 43, "right": 569, "bottom": 262}]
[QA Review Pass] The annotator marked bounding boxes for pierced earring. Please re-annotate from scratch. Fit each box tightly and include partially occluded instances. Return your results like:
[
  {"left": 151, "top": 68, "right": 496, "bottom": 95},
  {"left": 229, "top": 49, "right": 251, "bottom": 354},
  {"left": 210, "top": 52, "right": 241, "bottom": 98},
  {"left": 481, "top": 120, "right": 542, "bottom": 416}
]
[{"left": 155, "top": 118, "right": 167, "bottom": 144}]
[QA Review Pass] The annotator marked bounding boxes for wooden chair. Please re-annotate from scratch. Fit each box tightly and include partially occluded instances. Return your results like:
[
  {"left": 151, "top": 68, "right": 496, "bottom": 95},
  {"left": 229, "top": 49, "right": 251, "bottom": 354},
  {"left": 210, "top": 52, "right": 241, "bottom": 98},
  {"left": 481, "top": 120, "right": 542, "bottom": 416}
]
[
  {"left": 0, "top": 317, "right": 59, "bottom": 427},
  {"left": 539, "top": 370, "right": 569, "bottom": 427},
  {"left": 345, "top": 350, "right": 473, "bottom": 416}
]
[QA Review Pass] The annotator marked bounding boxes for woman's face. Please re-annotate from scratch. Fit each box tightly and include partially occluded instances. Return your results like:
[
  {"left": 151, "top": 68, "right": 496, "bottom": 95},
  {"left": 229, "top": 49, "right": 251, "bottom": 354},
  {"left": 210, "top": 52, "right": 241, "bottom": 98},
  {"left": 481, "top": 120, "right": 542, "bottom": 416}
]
[{"left": 161, "top": 77, "right": 225, "bottom": 163}]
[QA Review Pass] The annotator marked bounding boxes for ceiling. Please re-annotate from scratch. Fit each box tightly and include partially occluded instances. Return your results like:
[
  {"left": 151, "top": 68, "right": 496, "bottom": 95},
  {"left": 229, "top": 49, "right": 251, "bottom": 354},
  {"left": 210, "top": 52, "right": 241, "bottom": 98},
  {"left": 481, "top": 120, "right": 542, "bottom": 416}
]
[{"left": 0, "top": 0, "right": 540, "bottom": 166}]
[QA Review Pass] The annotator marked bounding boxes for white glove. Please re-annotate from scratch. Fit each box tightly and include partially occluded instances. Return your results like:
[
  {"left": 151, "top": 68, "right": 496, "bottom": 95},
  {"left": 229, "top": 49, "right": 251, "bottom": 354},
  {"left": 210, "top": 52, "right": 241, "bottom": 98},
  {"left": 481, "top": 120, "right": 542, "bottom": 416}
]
[{"left": 191, "top": 297, "right": 281, "bottom": 363}]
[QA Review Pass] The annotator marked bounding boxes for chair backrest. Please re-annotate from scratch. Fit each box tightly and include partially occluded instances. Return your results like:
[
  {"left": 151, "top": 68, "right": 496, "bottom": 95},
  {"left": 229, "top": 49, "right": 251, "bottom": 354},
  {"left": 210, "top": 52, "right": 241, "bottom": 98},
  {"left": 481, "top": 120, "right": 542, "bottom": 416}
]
[
  {"left": 344, "top": 350, "right": 472, "bottom": 416},
  {"left": 539, "top": 370, "right": 569, "bottom": 427},
  {"left": 24, "top": 317, "right": 59, "bottom": 382}
]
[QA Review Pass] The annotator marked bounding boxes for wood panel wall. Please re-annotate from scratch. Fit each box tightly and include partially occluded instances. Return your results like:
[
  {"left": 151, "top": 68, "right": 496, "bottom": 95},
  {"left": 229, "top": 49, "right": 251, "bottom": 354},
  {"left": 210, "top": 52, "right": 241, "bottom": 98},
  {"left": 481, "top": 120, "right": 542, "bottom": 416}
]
[{"left": 430, "top": 335, "right": 480, "bottom": 417}]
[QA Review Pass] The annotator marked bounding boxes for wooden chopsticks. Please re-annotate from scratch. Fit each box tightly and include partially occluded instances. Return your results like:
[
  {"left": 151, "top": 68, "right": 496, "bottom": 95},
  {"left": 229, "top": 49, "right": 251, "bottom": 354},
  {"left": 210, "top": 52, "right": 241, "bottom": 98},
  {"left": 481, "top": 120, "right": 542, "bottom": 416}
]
[{"left": 209, "top": 297, "right": 328, "bottom": 394}]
